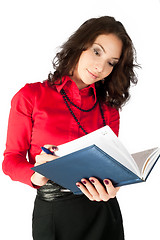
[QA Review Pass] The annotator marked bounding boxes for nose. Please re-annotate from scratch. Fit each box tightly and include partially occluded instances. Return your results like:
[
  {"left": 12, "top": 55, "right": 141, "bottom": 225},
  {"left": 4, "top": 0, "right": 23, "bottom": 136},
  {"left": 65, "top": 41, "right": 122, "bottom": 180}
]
[{"left": 94, "top": 60, "right": 105, "bottom": 73}]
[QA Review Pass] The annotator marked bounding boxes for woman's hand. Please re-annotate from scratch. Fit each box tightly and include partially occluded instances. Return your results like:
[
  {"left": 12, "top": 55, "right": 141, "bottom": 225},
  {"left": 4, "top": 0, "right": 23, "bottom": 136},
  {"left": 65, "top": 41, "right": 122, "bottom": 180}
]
[
  {"left": 31, "top": 145, "right": 58, "bottom": 187},
  {"left": 76, "top": 177, "right": 120, "bottom": 202}
]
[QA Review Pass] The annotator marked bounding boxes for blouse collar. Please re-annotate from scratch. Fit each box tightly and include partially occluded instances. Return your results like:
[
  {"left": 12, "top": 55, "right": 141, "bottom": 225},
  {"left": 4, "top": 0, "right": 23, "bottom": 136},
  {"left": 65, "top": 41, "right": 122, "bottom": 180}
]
[{"left": 55, "top": 75, "right": 97, "bottom": 102}]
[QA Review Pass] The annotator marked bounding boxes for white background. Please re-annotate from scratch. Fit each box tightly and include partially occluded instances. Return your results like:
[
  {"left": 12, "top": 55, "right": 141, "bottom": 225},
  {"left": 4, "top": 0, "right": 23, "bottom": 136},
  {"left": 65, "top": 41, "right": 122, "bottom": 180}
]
[{"left": 0, "top": 0, "right": 160, "bottom": 239}]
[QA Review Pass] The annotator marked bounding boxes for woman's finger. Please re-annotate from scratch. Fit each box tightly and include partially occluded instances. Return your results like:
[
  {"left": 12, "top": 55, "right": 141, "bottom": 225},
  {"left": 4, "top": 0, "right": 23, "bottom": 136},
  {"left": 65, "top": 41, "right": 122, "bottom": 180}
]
[
  {"left": 89, "top": 177, "right": 110, "bottom": 202},
  {"left": 103, "top": 179, "right": 120, "bottom": 198},
  {"left": 76, "top": 178, "right": 120, "bottom": 202},
  {"left": 35, "top": 145, "right": 59, "bottom": 166},
  {"left": 76, "top": 181, "right": 95, "bottom": 201},
  {"left": 77, "top": 178, "right": 103, "bottom": 201},
  {"left": 41, "top": 144, "right": 58, "bottom": 154}
]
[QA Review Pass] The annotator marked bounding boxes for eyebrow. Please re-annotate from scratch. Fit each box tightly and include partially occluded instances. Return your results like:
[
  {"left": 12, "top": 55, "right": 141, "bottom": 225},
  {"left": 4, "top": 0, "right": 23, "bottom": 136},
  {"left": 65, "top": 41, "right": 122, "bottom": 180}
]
[{"left": 94, "top": 43, "right": 120, "bottom": 60}]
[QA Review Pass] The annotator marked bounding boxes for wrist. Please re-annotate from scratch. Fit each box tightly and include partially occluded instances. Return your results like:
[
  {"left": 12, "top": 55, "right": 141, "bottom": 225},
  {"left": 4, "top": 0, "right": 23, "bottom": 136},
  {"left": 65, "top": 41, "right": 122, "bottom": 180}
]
[{"left": 31, "top": 172, "right": 48, "bottom": 187}]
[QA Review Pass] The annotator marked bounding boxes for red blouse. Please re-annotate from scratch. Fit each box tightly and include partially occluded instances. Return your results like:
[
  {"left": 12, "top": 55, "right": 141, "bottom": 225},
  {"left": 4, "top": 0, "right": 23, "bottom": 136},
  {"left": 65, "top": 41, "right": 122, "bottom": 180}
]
[{"left": 2, "top": 76, "right": 120, "bottom": 188}]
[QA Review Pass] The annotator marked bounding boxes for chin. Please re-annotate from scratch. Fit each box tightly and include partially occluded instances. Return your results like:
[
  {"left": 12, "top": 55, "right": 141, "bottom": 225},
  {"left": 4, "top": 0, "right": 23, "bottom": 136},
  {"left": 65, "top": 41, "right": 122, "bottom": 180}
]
[
  {"left": 83, "top": 80, "right": 94, "bottom": 86},
  {"left": 83, "top": 76, "right": 95, "bottom": 84}
]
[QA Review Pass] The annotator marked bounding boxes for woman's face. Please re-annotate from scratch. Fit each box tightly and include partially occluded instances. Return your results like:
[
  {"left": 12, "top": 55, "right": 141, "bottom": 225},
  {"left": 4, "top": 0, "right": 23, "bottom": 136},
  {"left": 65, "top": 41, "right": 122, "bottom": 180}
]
[{"left": 72, "top": 34, "right": 123, "bottom": 90}]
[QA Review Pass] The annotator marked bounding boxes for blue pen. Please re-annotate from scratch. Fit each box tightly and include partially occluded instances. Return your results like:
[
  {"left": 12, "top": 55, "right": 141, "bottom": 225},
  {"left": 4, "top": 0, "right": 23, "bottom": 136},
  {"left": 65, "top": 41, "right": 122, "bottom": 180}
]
[{"left": 41, "top": 146, "right": 55, "bottom": 155}]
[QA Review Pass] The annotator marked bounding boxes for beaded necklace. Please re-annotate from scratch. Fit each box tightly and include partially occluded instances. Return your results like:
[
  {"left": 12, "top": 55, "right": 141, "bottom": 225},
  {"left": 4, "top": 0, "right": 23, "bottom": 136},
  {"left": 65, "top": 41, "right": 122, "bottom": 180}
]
[{"left": 60, "top": 88, "right": 106, "bottom": 135}]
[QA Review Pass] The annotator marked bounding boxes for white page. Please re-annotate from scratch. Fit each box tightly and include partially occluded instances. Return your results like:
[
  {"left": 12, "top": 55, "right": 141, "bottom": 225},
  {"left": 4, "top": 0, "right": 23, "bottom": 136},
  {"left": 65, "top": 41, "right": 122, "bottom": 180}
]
[
  {"left": 141, "top": 148, "right": 160, "bottom": 179},
  {"left": 56, "top": 126, "right": 140, "bottom": 176},
  {"left": 94, "top": 135, "right": 140, "bottom": 176},
  {"left": 95, "top": 127, "right": 140, "bottom": 175},
  {"left": 132, "top": 148, "right": 158, "bottom": 173}
]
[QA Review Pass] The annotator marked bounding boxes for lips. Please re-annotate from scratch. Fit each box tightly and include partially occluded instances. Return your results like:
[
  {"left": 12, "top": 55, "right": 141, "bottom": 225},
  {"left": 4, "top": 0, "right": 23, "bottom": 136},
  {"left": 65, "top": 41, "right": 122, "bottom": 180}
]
[{"left": 87, "top": 69, "right": 98, "bottom": 79}]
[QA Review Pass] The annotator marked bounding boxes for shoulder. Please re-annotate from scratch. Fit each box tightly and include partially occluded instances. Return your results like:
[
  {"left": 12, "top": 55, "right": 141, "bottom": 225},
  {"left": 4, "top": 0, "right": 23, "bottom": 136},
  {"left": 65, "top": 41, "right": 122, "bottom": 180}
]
[
  {"left": 15, "top": 81, "right": 47, "bottom": 96},
  {"left": 10, "top": 81, "right": 49, "bottom": 113},
  {"left": 12, "top": 80, "right": 48, "bottom": 103}
]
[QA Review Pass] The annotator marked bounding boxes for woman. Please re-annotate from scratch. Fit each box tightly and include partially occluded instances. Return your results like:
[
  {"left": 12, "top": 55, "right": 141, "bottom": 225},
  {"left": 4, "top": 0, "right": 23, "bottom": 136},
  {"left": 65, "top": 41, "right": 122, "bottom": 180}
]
[{"left": 3, "top": 16, "right": 139, "bottom": 239}]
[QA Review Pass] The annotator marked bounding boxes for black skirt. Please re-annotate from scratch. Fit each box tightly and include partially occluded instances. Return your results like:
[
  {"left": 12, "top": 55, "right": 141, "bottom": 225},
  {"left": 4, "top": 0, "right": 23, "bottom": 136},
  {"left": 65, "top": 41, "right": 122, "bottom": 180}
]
[{"left": 32, "top": 192, "right": 124, "bottom": 240}]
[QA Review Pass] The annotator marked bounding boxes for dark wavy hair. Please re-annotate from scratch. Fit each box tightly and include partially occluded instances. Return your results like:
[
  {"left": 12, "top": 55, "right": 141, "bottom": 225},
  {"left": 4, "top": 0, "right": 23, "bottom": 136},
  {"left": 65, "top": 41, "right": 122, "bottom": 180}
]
[{"left": 48, "top": 16, "right": 140, "bottom": 109}]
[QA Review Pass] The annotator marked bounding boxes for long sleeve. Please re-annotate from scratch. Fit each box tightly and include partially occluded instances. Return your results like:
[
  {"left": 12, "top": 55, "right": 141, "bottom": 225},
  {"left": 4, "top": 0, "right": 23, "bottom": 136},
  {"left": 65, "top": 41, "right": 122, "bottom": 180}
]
[{"left": 2, "top": 85, "right": 35, "bottom": 187}]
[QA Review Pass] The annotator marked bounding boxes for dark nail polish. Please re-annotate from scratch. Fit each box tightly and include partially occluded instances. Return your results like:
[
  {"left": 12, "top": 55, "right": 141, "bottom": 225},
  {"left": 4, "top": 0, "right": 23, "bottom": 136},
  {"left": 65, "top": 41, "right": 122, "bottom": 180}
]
[
  {"left": 90, "top": 179, "right": 95, "bottom": 183},
  {"left": 104, "top": 180, "right": 109, "bottom": 185},
  {"left": 82, "top": 180, "right": 86, "bottom": 184},
  {"left": 52, "top": 146, "right": 57, "bottom": 150},
  {"left": 76, "top": 183, "right": 80, "bottom": 187}
]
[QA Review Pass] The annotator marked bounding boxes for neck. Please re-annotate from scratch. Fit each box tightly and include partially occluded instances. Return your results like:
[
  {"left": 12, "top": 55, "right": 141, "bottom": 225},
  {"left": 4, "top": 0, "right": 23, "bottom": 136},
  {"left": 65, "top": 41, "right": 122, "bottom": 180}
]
[
  {"left": 71, "top": 77, "right": 89, "bottom": 90},
  {"left": 70, "top": 69, "right": 89, "bottom": 90}
]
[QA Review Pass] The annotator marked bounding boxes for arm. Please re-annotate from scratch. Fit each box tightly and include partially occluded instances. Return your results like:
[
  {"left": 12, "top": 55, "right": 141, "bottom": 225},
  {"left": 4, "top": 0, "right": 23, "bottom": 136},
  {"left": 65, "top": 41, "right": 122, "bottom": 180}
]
[{"left": 2, "top": 85, "right": 37, "bottom": 187}]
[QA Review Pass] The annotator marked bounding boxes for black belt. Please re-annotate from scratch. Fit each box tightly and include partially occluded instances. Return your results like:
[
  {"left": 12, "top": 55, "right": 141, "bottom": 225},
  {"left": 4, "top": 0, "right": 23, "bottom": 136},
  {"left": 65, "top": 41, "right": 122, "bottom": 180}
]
[{"left": 37, "top": 180, "right": 73, "bottom": 201}]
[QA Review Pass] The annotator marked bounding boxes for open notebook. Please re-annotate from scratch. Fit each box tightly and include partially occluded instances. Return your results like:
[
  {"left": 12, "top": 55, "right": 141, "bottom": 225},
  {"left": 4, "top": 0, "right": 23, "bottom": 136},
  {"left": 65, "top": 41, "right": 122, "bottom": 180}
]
[{"left": 32, "top": 126, "right": 160, "bottom": 194}]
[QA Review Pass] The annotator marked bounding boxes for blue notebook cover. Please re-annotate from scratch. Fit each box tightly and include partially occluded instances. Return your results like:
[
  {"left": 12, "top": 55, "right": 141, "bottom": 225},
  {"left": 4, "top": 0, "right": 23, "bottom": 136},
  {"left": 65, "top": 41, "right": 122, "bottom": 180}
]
[{"left": 32, "top": 145, "right": 143, "bottom": 194}]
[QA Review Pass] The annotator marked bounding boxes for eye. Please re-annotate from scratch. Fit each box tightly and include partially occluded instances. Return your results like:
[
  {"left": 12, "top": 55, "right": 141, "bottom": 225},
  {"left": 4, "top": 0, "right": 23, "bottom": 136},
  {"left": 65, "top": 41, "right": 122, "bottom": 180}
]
[
  {"left": 93, "top": 48, "right": 100, "bottom": 56},
  {"left": 108, "top": 62, "right": 114, "bottom": 67},
  {"left": 108, "top": 62, "right": 117, "bottom": 67}
]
